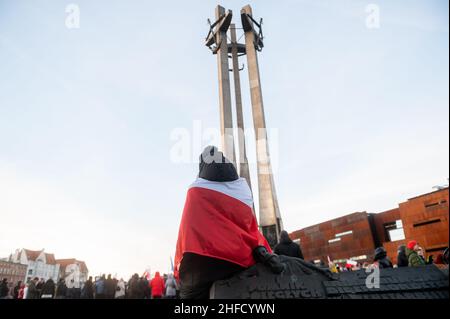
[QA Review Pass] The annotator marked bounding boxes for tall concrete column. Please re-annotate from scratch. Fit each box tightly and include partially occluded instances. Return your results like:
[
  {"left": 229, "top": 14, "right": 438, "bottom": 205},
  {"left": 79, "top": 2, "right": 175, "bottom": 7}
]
[
  {"left": 241, "top": 5, "right": 283, "bottom": 247},
  {"left": 215, "top": 5, "right": 236, "bottom": 164},
  {"left": 229, "top": 24, "right": 252, "bottom": 190}
]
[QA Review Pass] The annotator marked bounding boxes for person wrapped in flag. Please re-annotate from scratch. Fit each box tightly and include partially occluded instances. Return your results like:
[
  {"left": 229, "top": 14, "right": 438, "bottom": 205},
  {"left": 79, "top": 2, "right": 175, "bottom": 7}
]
[{"left": 174, "top": 146, "right": 284, "bottom": 299}]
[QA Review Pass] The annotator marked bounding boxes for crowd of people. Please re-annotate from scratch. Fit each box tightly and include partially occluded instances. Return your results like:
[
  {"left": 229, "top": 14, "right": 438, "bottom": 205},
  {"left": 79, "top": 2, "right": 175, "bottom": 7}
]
[
  {"left": 0, "top": 271, "right": 178, "bottom": 299},
  {"left": 0, "top": 277, "right": 57, "bottom": 300},
  {"left": 326, "top": 240, "right": 449, "bottom": 273},
  {"left": 270, "top": 230, "right": 449, "bottom": 273},
  {"left": 0, "top": 237, "right": 448, "bottom": 300}
]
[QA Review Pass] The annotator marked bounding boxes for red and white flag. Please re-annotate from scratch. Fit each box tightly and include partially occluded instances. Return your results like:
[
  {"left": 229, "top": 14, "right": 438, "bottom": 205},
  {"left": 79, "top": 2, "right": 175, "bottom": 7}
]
[{"left": 174, "top": 177, "right": 271, "bottom": 278}]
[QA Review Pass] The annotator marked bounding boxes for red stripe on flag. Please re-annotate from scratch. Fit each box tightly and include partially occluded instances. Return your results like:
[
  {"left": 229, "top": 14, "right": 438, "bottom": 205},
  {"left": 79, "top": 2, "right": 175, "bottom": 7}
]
[{"left": 175, "top": 186, "right": 270, "bottom": 277}]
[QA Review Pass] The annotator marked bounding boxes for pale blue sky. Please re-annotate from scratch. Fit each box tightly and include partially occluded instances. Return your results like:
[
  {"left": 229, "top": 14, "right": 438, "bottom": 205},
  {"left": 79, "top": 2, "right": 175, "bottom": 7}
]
[{"left": 0, "top": 0, "right": 448, "bottom": 278}]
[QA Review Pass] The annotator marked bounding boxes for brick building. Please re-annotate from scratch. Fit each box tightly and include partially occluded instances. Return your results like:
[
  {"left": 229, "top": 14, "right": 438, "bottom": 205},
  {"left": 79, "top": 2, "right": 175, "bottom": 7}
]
[
  {"left": 381, "top": 187, "right": 449, "bottom": 264},
  {"left": 290, "top": 212, "right": 376, "bottom": 265},
  {"left": 0, "top": 260, "right": 28, "bottom": 287},
  {"left": 290, "top": 187, "right": 449, "bottom": 266}
]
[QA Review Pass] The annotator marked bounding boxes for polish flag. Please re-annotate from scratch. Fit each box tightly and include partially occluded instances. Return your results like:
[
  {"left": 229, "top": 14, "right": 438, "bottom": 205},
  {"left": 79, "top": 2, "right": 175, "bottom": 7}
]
[
  {"left": 346, "top": 260, "right": 358, "bottom": 268},
  {"left": 174, "top": 177, "right": 271, "bottom": 278}
]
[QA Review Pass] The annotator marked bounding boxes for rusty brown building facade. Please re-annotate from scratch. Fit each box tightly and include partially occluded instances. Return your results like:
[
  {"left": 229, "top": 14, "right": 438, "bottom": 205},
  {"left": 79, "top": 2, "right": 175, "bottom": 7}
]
[{"left": 290, "top": 188, "right": 449, "bottom": 266}]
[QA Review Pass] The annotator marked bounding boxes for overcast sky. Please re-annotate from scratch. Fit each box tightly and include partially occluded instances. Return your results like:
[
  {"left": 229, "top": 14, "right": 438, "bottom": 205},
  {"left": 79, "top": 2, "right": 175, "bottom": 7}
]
[{"left": 0, "top": 0, "right": 448, "bottom": 278}]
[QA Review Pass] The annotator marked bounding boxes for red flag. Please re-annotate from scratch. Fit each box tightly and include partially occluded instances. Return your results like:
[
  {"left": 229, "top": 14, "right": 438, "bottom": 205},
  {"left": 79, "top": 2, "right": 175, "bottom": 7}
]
[{"left": 174, "top": 178, "right": 271, "bottom": 278}]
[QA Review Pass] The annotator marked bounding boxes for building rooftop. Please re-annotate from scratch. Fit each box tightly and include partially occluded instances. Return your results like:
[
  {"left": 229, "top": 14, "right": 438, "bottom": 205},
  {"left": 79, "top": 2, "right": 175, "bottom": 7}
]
[
  {"left": 21, "top": 249, "right": 57, "bottom": 265},
  {"left": 45, "top": 253, "right": 57, "bottom": 265},
  {"left": 22, "top": 249, "right": 43, "bottom": 262},
  {"left": 56, "top": 259, "right": 88, "bottom": 273},
  {"left": 17, "top": 249, "right": 87, "bottom": 271},
  {"left": 407, "top": 187, "right": 449, "bottom": 201}
]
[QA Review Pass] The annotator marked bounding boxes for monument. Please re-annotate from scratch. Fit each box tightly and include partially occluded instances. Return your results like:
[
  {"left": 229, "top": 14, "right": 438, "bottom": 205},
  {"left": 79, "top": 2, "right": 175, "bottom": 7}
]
[
  {"left": 204, "top": 4, "right": 449, "bottom": 301},
  {"left": 205, "top": 5, "right": 282, "bottom": 247},
  {"left": 205, "top": 6, "right": 236, "bottom": 165},
  {"left": 211, "top": 258, "right": 449, "bottom": 299}
]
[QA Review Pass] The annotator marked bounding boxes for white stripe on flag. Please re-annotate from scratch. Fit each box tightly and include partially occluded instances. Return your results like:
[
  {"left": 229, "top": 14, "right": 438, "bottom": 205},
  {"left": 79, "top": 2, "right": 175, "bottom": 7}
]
[{"left": 190, "top": 177, "right": 253, "bottom": 208}]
